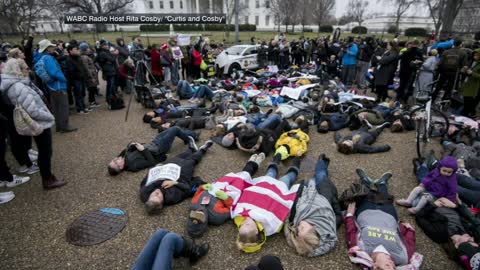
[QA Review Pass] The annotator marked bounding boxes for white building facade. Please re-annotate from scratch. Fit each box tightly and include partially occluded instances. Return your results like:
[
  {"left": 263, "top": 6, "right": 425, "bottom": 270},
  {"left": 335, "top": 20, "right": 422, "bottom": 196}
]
[{"left": 339, "top": 16, "right": 435, "bottom": 33}]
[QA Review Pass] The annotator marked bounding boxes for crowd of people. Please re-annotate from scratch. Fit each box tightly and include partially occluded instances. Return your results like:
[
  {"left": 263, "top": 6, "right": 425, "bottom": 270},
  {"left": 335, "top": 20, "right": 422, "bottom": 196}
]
[{"left": 1, "top": 30, "right": 480, "bottom": 270}]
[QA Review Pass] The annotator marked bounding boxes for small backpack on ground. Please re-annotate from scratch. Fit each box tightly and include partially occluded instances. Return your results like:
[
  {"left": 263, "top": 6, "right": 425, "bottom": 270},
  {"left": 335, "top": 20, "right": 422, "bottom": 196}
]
[{"left": 109, "top": 95, "right": 125, "bottom": 110}]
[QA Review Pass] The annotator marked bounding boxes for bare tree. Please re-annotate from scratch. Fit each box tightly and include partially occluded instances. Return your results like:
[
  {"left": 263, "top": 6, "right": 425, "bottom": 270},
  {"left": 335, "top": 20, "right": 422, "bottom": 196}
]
[
  {"left": 271, "top": 0, "right": 290, "bottom": 32},
  {"left": 0, "top": 0, "right": 46, "bottom": 37},
  {"left": 424, "top": 0, "right": 464, "bottom": 36},
  {"left": 453, "top": 6, "right": 477, "bottom": 33},
  {"left": 43, "top": 0, "right": 72, "bottom": 33},
  {"left": 311, "top": 0, "right": 335, "bottom": 33},
  {"left": 346, "top": 0, "right": 369, "bottom": 26},
  {"left": 62, "top": 0, "right": 134, "bottom": 32},
  {"left": 222, "top": 0, "right": 248, "bottom": 39},
  {"left": 381, "top": 0, "right": 418, "bottom": 31}
]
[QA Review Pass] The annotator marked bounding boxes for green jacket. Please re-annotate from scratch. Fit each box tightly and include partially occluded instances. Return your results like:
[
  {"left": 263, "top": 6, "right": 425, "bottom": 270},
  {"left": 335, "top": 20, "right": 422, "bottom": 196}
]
[{"left": 462, "top": 62, "right": 480, "bottom": 97}]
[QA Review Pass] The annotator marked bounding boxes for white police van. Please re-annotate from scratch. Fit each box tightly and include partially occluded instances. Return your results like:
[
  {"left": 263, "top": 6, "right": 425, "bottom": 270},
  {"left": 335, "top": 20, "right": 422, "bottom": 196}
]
[{"left": 215, "top": 45, "right": 259, "bottom": 76}]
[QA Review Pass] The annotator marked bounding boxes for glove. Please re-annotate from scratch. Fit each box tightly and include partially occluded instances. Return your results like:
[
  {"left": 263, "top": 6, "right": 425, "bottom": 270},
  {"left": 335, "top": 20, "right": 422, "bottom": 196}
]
[
  {"left": 215, "top": 190, "right": 229, "bottom": 201},
  {"left": 203, "top": 183, "right": 213, "bottom": 191}
]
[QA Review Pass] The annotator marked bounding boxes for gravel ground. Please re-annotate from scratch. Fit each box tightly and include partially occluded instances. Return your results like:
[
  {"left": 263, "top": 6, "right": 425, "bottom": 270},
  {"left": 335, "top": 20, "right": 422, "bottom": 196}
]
[{"left": 0, "top": 86, "right": 462, "bottom": 270}]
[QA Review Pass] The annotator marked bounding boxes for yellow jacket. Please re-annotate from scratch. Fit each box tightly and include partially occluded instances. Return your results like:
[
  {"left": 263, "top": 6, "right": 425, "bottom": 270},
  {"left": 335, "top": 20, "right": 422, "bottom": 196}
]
[{"left": 275, "top": 129, "right": 310, "bottom": 159}]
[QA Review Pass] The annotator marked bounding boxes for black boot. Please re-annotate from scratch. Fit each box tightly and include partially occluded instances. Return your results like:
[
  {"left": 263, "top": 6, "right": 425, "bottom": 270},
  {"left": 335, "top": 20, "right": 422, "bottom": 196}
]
[
  {"left": 181, "top": 238, "right": 209, "bottom": 264},
  {"left": 286, "top": 156, "right": 301, "bottom": 175},
  {"left": 318, "top": 153, "right": 330, "bottom": 165}
]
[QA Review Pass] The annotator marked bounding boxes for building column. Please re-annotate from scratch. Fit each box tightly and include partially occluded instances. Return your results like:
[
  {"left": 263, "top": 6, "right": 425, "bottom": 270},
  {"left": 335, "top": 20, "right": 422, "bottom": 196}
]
[
  {"left": 209, "top": 0, "right": 213, "bottom": 13},
  {"left": 196, "top": 0, "right": 200, "bottom": 13}
]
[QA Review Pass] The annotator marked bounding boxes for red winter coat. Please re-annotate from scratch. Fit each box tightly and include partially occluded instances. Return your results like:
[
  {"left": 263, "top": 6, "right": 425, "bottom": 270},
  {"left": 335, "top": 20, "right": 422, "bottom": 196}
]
[
  {"left": 150, "top": 49, "right": 163, "bottom": 77},
  {"left": 193, "top": 49, "right": 202, "bottom": 66}
]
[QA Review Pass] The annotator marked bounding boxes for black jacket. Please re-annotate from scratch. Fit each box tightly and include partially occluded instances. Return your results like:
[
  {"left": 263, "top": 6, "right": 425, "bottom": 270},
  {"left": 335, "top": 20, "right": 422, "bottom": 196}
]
[
  {"left": 95, "top": 48, "right": 117, "bottom": 77},
  {"left": 335, "top": 130, "right": 391, "bottom": 154},
  {"left": 66, "top": 55, "right": 88, "bottom": 81},
  {"left": 139, "top": 156, "right": 199, "bottom": 205},
  {"left": 122, "top": 144, "right": 167, "bottom": 172}
]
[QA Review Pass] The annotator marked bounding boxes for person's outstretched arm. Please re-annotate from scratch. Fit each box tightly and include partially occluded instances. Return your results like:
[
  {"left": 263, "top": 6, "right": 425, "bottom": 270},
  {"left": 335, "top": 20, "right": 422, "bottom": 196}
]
[
  {"left": 355, "top": 143, "right": 391, "bottom": 154},
  {"left": 399, "top": 222, "right": 416, "bottom": 260},
  {"left": 345, "top": 202, "right": 358, "bottom": 248}
]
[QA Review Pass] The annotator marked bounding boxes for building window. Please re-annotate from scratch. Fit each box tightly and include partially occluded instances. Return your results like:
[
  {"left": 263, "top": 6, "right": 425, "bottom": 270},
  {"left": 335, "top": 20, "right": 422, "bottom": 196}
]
[
  {"left": 159, "top": 1, "right": 163, "bottom": 9},
  {"left": 255, "top": 16, "right": 259, "bottom": 25},
  {"left": 245, "top": 0, "right": 249, "bottom": 8},
  {"left": 245, "top": 16, "right": 249, "bottom": 24},
  {"left": 169, "top": 1, "right": 174, "bottom": 9},
  {"left": 180, "top": 0, "right": 183, "bottom": 9},
  {"left": 149, "top": 1, "right": 154, "bottom": 9},
  {"left": 265, "top": 0, "right": 270, "bottom": 8},
  {"left": 255, "top": 0, "right": 259, "bottom": 8},
  {"left": 265, "top": 15, "right": 269, "bottom": 26}
]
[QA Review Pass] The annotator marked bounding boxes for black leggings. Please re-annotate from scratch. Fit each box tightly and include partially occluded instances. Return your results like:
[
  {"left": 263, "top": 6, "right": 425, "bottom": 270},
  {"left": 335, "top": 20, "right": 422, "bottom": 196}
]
[
  {"left": 34, "top": 128, "right": 53, "bottom": 179},
  {"left": 242, "top": 161, "right": 259, "bottom": 177},
  {"left": 0, "top": 119, "right": 13, "bottom": 182}
]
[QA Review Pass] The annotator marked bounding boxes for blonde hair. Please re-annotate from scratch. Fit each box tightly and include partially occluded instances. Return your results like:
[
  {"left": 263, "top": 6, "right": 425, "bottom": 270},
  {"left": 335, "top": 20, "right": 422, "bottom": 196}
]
[
  {"left": 7, "top": 48, "right": 22, "bottom": 58},
  {"left": 124, "top": 58, "right": 134, "bottom": 66},
  {"left": 294, "top": 230, "right": 320, "bottom": 256},
  {"left": 236, "top": 231, "right": 260, "bottom": 251},
  {"left": 2, "top": 58, "right": 28, "bottom": 78}
]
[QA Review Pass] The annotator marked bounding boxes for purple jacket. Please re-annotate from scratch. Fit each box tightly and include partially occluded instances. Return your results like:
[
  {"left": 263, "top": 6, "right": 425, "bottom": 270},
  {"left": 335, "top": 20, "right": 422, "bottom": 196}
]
[{"left": 422, "top": 156, "right": 458, "bottom": 202}]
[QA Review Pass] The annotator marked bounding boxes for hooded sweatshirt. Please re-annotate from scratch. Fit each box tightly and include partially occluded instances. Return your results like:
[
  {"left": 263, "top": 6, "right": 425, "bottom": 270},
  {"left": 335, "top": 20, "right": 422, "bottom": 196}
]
[
  {"left": 422, "top": 156, "right": 458, "bottom": 202},
  {"left": 0, "top": 74, "right": 54, "bottom": 130}
]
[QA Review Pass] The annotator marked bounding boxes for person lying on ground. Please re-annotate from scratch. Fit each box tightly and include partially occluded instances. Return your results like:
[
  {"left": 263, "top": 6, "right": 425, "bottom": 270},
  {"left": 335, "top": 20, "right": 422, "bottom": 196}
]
[
  {"left": 274, "top": 129, "right": 310, "bottom": 161},
  {"left": 317, "top": 111, "right": 351, "bottom": 133},
  {"left": 335, "top": 121, "right": 391, "bottom": 154},
  {"left": 414, "top": 196, "right": 480, "bottom": 270},
  {"left": 244, "top": 255, "right": 284, "bottom": 270},
  {"left": 284, "top": 154, "right": 342, "bottom": 257},
  {"left": 139, "top": 141, "right": 213, "bottom": 215},
  {"left": 156, "top": 117, "right": 209, "bottom": 133},
  {"left": 233, "top": 156, "right": 301, "bottom": 253},
  {"left": 443, "top": 139, "right": 480, "bottom": 179},
  {"left": 131, "top": 229, "right": 209, "bottom": 270},
  {"left": 186, "top": 153, "right": 266, "bottom": 238},
  {"left": 388, "top": 109, "right": 415, "bottom": 133},
  {"left": 227, "top": 114, "right": 292, "bottom": 156},
  {"left": 396, "top": 156, "right": 458, "bottom": 215},
  {"left": 108, "top": 126, "right": 200, "bottom": 175},
  {"left": 345, "top": 171, "right": 423, "bottom": 269},
  {"left": 143, "top": 105, "right": 218, "bottom": 130}
]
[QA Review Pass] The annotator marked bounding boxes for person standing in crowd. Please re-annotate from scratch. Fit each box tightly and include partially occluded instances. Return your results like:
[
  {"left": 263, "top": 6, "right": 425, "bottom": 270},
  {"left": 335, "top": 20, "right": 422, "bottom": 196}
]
[
  {"left": 79, "top": 42, "right": 99, "bottom": 108},
  {"left": 116, "top": 38, "right": 129, "bottom": 92},
  {"left": 355, "top": 37, "right": 374, "bottom": 90},
  {"left": 1, "top": 58, "right": 66, "bottom": 189},
  {"left": 433, "top": 39, "right": 468, "bottom": 101},
  {"left": 130, "top": 37, "right": 146, "bottom": 85},
  {"left": 341, "top": 37, "right": 358, "bottom": 87},
  {"left": 160, "top": 44, "right": 173, "bottom": 86},
  {"left": 397, "top": 40, "right": 423, "bottom": 103},
  {"left": 95, "top": 40, "right": 118, "bottom": 104},
  {"left": 66, "top": 43, "right": 90, "bottom": 114},
  {"left": 374, "top": 41, "right": 399, "bottom": 101},
  {"left": 191, "top": 44, "right": 202, "bottom": 80},
  {"left": 119, "top": 58, "right": 136, "bottom": 95},
  {"left": 416, "top": 49, "right": 440, "bottom": 96},
  {"left": 460, "top": 48, "right": 480, "bottom": 117},
  {"left": 150, "top": 44, "right": 163, "bottom": 84},
  {"left": 34, "top": 39, "right": 77, "bottom": 133}
]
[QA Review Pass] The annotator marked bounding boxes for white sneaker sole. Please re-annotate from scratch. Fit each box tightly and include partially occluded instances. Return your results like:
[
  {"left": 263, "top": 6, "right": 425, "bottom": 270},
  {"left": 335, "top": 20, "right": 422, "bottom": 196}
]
[{"left": 0, "top": 194, "right": 15, "bottom": 204}]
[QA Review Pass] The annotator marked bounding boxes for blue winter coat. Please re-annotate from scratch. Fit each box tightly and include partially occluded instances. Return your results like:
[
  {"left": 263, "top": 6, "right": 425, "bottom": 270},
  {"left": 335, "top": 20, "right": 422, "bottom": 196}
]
[
  {"left": 342, "top": 44, "right": 358, "bottom": 66},
  {"left": 33, "top": 52, "right": 67, "bottom": 92}
]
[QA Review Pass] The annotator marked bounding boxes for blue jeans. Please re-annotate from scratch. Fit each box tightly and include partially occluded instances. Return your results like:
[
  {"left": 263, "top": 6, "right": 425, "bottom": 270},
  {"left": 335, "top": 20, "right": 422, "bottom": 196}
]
[
  {"left": 356, "top": 178, "right": 398, "bottom": 220},
  {"left": 257, "top": 114, "right": 281, "bottom": 130},
  {"left": 314, "top": 158, "right": 328, "bottom": 187},
  {"left": 416, "top": 163, "right": 430, "bottom": 183},
  {"left": 177, "top": 80, "right": 193, "bottom": 99},
  {"left": 72, "top": 80, "right": 86, "bottom": 112},
  {"left": 175, "top": 104, "right": 200, "bottom": 111},
  {"left": 132, "top": 229, "right": 184, "bottom": 270},
  {"left": 106, "top": 75, "right": 117, "bottom": 103},
  {"left": 193, "top": 85, "right": 214, "bottom": 100},
  {"left": 153, "top": 126, "right": 195, "bottom": 153},
  {"left": 266, "top": 165, "right": 297, "bottom": 188},
  {"left": 457, "top": 174, "right": 480, "bottom": 205}
]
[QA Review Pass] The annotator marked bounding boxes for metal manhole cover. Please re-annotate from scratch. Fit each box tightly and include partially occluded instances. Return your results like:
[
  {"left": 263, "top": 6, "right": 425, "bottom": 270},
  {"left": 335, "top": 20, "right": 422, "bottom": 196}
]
[{"left": 66, "top": 208, "right": 128, "bottom": 246}]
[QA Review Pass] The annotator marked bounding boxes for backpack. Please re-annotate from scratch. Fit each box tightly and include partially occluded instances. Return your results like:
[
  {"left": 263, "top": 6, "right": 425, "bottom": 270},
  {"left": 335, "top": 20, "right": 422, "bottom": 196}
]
[
  {"left": 441, "top": 50, "right": 461, "bottom": 72},
  {"left": 34, "top": 55, "right": 53, "bottom": 84},
  {"left": 3, "top": 83, "right": 43, "bottom": 136},
  {"left": 109, "top": 95, "right": 125, "bottom": 110}
]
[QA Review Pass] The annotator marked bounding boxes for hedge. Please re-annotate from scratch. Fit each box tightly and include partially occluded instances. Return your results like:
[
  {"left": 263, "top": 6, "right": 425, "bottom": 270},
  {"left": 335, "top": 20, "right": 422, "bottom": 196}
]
[
  {"left": 139, "top": 24, "right": 256, "bottom": 32},
  {"left": 475, "top": 31, "right": 480, "bottom": 41},
  {"left": 405, "top": 27, "right": 428, "bottom": 37},
  {"left": 303, "top": 28, "right": 313, "bottom": 32},
  {"left": 387, "top": 25, "right": 398, "bottom": 34},
  {"left": 319, "top": 25, "right": 334, "bottom": 33},
  {"left": 352, "top": 26, "right": 368, "bottom": 34}
]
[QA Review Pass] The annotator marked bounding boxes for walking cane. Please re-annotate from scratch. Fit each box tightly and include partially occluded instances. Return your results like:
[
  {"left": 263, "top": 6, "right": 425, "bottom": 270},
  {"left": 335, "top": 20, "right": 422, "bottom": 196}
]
[{"left": 124, "top": 89, "right": 134, "bottom": 122}]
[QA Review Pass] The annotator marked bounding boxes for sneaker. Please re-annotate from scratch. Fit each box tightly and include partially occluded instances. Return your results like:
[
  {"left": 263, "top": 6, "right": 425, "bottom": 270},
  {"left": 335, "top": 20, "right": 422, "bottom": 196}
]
[
  {"left": 199, "top": 140, "right": 214, "bottom": 151},
  {"left": 18, "top": 164, "right": 39, "bottom": 175},
  {"left": 85, "top": 107, "right": 93, "bottom": 112},
  {"left": 0, "top": 191, "right": 14, "bottom": 196},
  {"left": 78, "top": 110, "right": 89, "bottom": 115},
  {"left": 255, "top": 152, "right": 266, "bottom": 165},
  {"left": 28, "top": 149, "right": 38, "bottom": 157},
  {"left": 59, "top": 126, "right": 78, "bottom": 133},
  {"left": 188, "top": 136, "right": 199, "bottom": 152},
  {"left": 90, "top": 102, "right": 100, "bottom": 107},
  {"left": 0, "top": 192, "right": 15, "bottom": 205},
  {"left": 5, "top": 175, "right": 30, "bottom": 188},
  {"left": 248, "top": 154, "right": 258, "bottom": 162}
]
